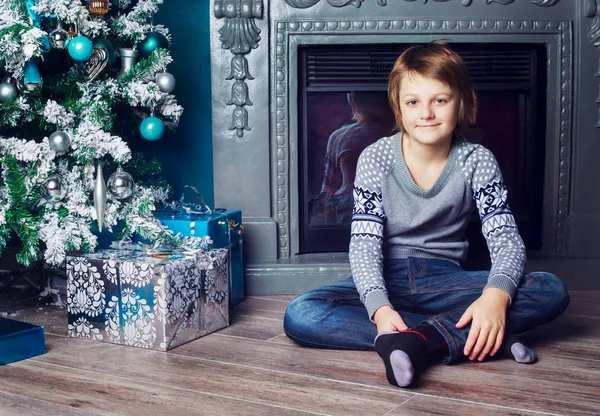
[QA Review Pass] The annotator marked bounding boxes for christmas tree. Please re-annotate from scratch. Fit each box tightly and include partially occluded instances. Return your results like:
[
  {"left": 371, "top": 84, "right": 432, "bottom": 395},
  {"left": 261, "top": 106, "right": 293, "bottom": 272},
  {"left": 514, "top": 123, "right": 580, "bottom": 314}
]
[{"left": 0, "top": 0, "right": 183, "bottom": 267}]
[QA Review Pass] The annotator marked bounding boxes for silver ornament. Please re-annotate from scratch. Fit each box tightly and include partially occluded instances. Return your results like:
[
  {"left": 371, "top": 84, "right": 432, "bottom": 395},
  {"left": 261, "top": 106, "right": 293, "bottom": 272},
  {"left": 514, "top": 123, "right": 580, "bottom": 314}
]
[
  {"left": 49, "top": 27, "right": 70, "bottom": 49},
  {"left": 0, "top": 82, "right": 18, "bottom": 104},
  {"left": 49, "top": 131, "right": 71, "bottom": 153},
  {"left": 116, "top": 48, "right": 138, "bottom": 80},
  {"left": 94, "top": 162, "right": 107, "bottom": 232},
  {"left": 155, "top": 72, "right": 176, "bottom": 93},
  {"left": 43, "top": 175, "right": 67, "bottom": 201},
  {"left": 107, "top": 166, "right": 134, "bottom": 200}
]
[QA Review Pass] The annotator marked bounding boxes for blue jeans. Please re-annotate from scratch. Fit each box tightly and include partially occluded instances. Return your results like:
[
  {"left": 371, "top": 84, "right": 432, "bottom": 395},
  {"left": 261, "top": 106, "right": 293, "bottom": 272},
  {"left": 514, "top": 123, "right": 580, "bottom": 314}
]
[{"left": 283, "top": 257, "right": 570, "bottom": 364}]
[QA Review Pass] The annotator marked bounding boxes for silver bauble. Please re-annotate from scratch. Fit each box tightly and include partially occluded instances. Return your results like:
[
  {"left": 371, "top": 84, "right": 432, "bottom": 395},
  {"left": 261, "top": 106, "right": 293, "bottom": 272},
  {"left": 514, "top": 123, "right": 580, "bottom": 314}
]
[
  {"left": 107, "top": 166, "right": 134, "bottom": 200},
  {"left": 49, "top": 27, "right": 70, "bottom": 49},
  {"left": 44, "top": 175, "right": 67, "bottom": 201},
  {"left": 94, "top": 162, "right": 107, "bottom": 232},
  {"left": 155, "top": 72, "right": 176, "bottom": 93},
  {"left": 0, "top": 82, "right": 18, "bottom": 103},
  {"left": 49, "top": 131, "right": 71, "bottom": 153}
]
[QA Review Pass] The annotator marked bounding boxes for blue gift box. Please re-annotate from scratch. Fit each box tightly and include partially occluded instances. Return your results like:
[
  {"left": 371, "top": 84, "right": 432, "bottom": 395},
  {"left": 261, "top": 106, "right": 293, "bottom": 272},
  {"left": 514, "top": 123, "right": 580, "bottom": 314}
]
[
  {"left": 154, "top": 208, "right": 245, "bottom": 305},
  {"left": 0, "top": 318, "right": 46, "bottom": 365}
]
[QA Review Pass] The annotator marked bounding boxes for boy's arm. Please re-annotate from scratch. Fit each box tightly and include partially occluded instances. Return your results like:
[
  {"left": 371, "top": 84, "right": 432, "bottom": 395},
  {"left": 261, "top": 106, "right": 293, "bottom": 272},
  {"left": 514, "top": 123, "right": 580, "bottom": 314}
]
[
  {"left": 469, "top": 147, "right": 526, "bottom": 303},
  {"left": 349, "top": 149, "right": 390, "bottom": 321},
  {"left": 456, "top": 145, "right": 526, "bottom": 360}
]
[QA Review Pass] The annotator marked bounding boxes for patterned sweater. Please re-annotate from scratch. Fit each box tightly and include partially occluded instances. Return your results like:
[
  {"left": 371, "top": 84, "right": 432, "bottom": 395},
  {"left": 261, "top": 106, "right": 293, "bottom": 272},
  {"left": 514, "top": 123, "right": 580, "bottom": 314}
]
[{"left": 349, "top": 133, "right": 526, "bottom": 319}]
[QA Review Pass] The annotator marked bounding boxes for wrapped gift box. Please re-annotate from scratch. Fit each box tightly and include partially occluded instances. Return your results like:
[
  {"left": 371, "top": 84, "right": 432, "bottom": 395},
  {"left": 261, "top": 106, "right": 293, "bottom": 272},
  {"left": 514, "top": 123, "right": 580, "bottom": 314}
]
[
  {"left": 154, "top": 208, "right": 245, "bottom": 305},
  {"left": 66, "top": 247, "right": 229, "bottom": 351},
  {"left": 214, "top": 209, "right": 244, "bottom": 305},
  {"left": 0, "top": 318, "right": 46, "bottom": 365}
]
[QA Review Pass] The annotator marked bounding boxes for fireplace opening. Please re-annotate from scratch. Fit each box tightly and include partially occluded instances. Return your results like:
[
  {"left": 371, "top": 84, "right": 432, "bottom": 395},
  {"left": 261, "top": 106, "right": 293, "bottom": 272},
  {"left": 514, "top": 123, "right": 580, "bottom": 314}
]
[{"left": 298, "top": 43, "right": 547, "bottom": 264}]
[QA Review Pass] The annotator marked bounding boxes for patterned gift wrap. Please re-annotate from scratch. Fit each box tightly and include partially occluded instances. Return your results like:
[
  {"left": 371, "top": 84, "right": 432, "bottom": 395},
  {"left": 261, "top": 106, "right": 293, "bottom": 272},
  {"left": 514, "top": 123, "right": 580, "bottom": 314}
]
[
  {"left": 154, "top": 208, "right": 245, "bottom": 305},
  {"left": 66, "top": 248, "right": 229, "bottom": 351}
]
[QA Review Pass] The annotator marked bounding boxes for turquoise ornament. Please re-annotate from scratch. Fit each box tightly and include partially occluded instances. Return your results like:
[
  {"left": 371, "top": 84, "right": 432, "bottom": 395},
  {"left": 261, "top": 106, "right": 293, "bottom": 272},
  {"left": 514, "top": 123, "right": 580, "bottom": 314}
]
[
  {"left": 68, "top": 36, "right": 93, "bottom": 61},
  {"left": 139, "top": 117, "right": 164, "bottom": 141},
  {"left": 137, "top": 32, "right": 169, "bottom": 58},
  {"left": 94, "top": 39, "right": 116, "bottom": 66},
  {"left": 23, "top": 59, "right": 41, "bottom": 86}
]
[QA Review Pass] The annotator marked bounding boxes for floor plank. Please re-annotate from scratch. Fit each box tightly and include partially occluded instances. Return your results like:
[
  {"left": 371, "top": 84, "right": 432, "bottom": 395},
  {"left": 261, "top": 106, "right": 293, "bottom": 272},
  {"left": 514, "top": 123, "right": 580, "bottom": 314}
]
[
  {"left": 565, "top": 300, "right": 600, "bottom": 319},
  {"left": 0, "top": 391, "right": 101, "bottom": 416},
  {"left": 177, "top": 333, "right": 387, "bottom": 386},
  {"left": 21, "top": 335, "right": 413, "bottom": 416},
  {"left": 0, "top": 360, "right": 317, "bottom": 416},
  {"left": 246, "top": 295, "right": 296, "bottom": 303},
  {"left": 520, "top": 314, "right": 600, "bottom": 361},
  {"left": 412, "top": 354, "right": 600, "bottom": 415},
  {"left": 563, "top": 291, "right": 599, "bottom": 302},
  {"left": 388, "top": 395, "right": 557, "bottom": 416},
  {"left": 237, "top": 297, "right": 290, "bottom": 313},
  {"left": 232, "top": 304, "right": 286, "bottom": 320},
  {"left": 217, "top": 313, "right": 284, "bottom": 341}
]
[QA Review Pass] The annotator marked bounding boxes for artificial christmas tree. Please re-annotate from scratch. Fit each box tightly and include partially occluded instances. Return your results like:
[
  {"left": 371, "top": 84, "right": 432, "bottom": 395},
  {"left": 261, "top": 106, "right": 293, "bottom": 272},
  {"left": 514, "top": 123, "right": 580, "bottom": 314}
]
[{"left": 0, "top": 0, "right": 184, "bottom": 267}]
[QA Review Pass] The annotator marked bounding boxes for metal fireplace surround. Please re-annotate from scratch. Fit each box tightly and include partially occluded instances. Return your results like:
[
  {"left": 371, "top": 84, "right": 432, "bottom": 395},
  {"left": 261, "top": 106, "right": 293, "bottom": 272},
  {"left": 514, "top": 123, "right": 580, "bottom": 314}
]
[{"left": 210, "top": 0, "right": 600, "bottom": 295}]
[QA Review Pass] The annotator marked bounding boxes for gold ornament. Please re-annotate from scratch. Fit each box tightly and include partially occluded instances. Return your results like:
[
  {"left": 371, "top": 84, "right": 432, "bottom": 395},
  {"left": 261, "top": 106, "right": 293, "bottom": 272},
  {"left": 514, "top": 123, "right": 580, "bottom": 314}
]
[
  {"left": 66, "top": 23, "right": 77, "bottom": 39},
  {"left": 88, "top": 0, "right": 110, "bottom": 17}
]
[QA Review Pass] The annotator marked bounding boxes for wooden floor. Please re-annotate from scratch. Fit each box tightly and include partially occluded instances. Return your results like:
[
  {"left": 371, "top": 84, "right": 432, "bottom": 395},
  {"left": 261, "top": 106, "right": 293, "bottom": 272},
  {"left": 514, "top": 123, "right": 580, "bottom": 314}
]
[{"left": 0, "top": 286, "right": 599, "bottom": 415}]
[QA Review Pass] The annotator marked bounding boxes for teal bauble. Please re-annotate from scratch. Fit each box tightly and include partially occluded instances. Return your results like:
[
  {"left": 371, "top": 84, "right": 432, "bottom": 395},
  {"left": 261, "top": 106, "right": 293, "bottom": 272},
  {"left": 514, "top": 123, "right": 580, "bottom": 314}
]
[
  {"left": 68, "top": 36, "right": 93, "bottom": 61},
  {"left": 94, "top": 39, "right": 116, "bottom": 66},
  {"left": 137, "top": 32, "right": 169, "bottom": 58},
  {"left": 139, "top": 117, "right": 164, "bottom": 141}
]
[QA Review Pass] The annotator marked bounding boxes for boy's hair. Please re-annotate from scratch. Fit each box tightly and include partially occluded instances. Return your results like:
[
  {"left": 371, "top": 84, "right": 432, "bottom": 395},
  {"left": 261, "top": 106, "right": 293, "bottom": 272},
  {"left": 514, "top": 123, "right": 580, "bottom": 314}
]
[{"left": 388, "top": 42, "right": 477, "bottom": 133}]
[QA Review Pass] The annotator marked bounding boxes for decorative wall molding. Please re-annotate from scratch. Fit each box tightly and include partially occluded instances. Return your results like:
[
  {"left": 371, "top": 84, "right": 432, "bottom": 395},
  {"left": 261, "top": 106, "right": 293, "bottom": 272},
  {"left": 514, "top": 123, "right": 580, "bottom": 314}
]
[
  {"left": 585, "top": 0, "right": 600, "bottom": 127},
  {"left": 214, "top": 0, "right": 263, "bottom": 137},
  {"left": 283, "top": 0, "right": 561, "bottom": 9},
  {"left": 274, "top": 19, "right": 572, "bottom": 257}
]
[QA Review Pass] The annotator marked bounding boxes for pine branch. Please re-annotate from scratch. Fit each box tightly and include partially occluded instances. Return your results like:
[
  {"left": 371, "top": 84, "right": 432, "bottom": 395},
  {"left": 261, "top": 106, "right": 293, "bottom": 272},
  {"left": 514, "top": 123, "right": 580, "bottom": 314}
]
[
  {"left": 3, "top": 154, "right": 40, "bottom": 266},
  {"left": 119, "top": 49, "right": 169, "bottom": 84}
]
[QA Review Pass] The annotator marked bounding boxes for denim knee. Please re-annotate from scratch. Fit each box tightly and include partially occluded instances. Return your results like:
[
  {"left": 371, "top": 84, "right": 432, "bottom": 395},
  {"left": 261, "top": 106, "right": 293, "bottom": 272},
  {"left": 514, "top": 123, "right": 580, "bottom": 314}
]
[
  {"left": 283, "top": 293, "right": 311, "bottom": 339},
  {"left": 528, "top": 271, "right": 570, "bottom": 319}
]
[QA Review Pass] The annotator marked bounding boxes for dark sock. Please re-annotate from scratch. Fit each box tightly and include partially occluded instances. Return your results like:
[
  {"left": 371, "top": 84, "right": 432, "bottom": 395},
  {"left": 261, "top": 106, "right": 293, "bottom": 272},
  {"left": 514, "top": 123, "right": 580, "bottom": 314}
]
[
  {"left": 501, "top": 335, "right": 537, "bottom": 364},
  {"left": 374, "top": 323, "right": 447, "bottom": 387}
]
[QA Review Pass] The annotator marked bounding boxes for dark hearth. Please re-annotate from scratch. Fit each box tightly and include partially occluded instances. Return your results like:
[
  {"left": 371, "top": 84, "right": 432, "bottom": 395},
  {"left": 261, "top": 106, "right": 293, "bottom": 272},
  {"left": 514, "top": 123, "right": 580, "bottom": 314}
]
[{"left": 299, "top": 43, "right": 546, "bottom": 258}]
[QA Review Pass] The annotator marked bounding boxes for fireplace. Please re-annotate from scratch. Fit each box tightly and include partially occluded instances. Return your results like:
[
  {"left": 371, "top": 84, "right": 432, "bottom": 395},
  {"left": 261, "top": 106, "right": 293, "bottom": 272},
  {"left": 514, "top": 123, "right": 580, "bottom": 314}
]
[
  {"left": 210, "top": 1, "right": 600, "bottom": 294},
  {"left": 298, "top": 43, "right": 546, "bottom": 258}
]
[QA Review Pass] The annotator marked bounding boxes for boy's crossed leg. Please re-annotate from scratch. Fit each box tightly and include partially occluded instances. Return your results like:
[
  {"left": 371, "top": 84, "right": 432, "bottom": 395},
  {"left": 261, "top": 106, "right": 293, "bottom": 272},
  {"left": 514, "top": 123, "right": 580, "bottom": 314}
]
[{"left": 375, "top": 324, "right": 536, "bottom": 387}]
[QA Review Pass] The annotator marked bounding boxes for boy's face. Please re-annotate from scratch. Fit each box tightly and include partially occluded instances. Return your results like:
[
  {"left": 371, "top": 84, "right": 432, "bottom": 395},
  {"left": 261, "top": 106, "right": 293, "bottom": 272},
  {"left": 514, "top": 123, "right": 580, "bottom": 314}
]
[{"left": 398, "top": 73, "right": 458, "bottom": 147}]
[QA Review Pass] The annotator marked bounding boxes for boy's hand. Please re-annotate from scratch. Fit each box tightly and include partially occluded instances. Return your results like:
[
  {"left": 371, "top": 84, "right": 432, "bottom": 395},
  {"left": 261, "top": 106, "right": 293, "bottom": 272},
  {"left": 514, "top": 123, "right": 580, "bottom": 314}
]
[
  {"left": 373, "top": 305, "right": 408, "bottom": 333},
  {"left": 455, "top": 288, "right": 510, "bottom": 361}
]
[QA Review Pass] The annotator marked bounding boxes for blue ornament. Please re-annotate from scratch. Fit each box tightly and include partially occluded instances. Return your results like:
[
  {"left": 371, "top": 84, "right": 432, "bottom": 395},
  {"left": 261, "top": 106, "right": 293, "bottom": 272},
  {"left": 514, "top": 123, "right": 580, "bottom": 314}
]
[
  {"left": 138, "top": 32, "right": 169, "bottom": 58},
  {"left": 68, "top": 36, "right": 93, "bottom": 61},
  {"left": 94, "top": 39, "right": 117, "bottom": 66},
  {"left": 23, "top": 59, "right": 41, "bottom": 85},
  {"left": 139, "top": 117, "right": 164, "bottom": 141}
]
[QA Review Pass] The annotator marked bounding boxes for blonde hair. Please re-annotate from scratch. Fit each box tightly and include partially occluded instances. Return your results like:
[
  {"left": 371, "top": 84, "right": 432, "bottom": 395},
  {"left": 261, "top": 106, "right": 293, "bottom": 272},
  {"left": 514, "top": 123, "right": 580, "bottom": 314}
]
[{"left": 388, "top": 42, "right": 477, "bottom": 133}]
